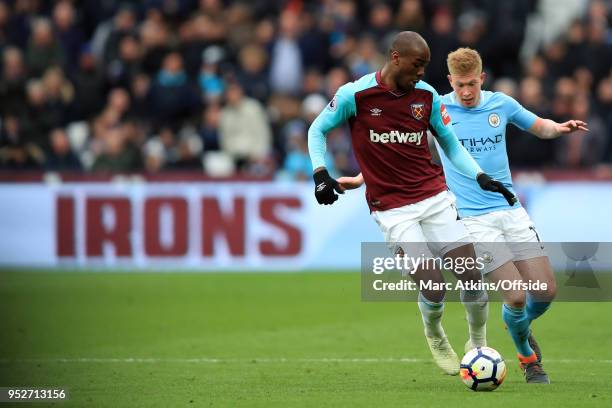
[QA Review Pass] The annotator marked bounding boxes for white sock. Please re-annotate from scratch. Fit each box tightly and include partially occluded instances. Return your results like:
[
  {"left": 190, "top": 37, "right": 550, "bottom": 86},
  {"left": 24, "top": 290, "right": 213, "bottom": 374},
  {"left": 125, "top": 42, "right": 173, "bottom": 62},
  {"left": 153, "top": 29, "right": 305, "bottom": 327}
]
[
  {"left": 418, "top": 292, "right": 445, "bottom": 338},
  {"left": 461, "top": 289, "right": 488, "bottom": 347}
]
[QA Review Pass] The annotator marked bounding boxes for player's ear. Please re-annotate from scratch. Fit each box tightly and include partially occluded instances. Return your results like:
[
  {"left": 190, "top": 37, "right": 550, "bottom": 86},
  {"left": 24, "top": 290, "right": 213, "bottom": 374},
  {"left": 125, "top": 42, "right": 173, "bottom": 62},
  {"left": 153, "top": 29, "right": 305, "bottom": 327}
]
[
  {"left": 391, "top": 50, "right": 400, "bottom": 65},
  {"left": 480, "top": 71, "right": 486, "bottom": 84},
  {"left": 447, "top": 74, "right": 452, "bottom": 85}
]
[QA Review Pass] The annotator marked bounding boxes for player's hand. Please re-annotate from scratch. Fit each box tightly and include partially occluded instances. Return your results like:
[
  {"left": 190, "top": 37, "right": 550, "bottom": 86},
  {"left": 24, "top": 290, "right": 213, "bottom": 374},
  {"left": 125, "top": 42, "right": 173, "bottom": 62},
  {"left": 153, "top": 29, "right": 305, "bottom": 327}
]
[
  {"left": 557, "top": 119, "right": 589, "bottom": 134},
  {"left": 313, "top": 169, "right": 344, "bottom": 205},
  {"left": 337, "top": 173, "right": 364, "bottom": 190},
  {"left": 476, "top": 173, "right": 517, "bottom": 206}
]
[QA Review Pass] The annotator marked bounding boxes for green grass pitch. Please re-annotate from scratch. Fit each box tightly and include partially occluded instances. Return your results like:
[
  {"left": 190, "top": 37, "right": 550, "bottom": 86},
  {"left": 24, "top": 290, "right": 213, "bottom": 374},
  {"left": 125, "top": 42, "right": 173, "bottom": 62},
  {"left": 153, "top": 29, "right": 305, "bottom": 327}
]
[{"left": 0, "top": 271, "right": 611, "bottom": 407}]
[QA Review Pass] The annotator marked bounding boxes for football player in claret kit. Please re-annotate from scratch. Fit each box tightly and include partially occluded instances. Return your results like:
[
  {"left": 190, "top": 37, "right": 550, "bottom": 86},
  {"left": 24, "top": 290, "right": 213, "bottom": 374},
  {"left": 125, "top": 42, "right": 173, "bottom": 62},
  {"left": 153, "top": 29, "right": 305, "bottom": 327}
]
[
  {"left": 308, "top": 31, "right": 516, "bottom": 375},
  {"left": 339, "top": 47, "right": 588, "bottom": 384}
]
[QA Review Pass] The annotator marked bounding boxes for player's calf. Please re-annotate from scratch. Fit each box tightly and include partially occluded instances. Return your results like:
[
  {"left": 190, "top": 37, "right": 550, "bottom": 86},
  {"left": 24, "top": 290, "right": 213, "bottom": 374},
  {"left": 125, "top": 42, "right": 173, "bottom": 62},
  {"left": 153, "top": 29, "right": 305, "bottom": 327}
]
[
  {"left": 444, "top": 244, "right": 489, "bottom": 349},
  {"left": 527, "top": 331, "right": 542, "bottom": 362}
]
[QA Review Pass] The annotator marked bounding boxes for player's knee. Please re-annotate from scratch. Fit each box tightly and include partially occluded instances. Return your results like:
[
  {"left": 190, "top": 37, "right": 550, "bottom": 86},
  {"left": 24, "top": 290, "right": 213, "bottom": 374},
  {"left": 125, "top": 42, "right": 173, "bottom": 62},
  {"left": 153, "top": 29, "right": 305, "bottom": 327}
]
[
  {"left": 504, "top": 290, "right": 526, "bottom": 308},
  {"left": 460, "top": 268, "right": 482, "bottom": 283},
  {"left": 534, "top": 281, "right": 556, "bottom": 302},
  {"left": 422, "top": 289, "right": 445, "bottom": 304}
]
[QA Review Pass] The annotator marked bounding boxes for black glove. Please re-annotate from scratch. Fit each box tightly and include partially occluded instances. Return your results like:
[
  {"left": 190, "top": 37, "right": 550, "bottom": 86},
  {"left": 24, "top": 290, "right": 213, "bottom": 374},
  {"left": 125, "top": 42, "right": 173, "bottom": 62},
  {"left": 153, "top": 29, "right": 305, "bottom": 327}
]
[
  {"left": 477, "top": 173, "right": 517, "bottom": 206},
  {"left": 313, "top": 169, "right": 343, "bottom": 205}
]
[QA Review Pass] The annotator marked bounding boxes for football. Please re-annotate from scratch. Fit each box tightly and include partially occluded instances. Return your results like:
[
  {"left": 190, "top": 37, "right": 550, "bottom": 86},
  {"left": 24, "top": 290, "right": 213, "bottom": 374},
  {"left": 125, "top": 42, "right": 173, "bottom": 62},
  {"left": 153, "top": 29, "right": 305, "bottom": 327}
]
[{"left": 460, "top": 347, "right": 507, "bottom": 391}]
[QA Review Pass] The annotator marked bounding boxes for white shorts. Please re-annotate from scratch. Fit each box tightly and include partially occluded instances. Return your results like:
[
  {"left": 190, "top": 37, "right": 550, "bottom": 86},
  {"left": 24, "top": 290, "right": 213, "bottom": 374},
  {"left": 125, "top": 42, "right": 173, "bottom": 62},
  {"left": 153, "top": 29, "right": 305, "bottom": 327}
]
[
  {"left": 371, "top": 190, "right": 471, "bottom": 259},
  {"left": 461, "top": 207, "right": 547, "bottom": 274}
]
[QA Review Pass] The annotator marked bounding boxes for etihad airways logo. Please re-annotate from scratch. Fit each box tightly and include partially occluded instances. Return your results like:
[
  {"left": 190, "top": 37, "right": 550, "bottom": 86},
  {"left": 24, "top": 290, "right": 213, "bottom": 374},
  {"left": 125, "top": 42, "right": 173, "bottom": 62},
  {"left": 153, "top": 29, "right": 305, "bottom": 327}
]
[{"left": 369, "top": 129, "right": 424, "bottom": 145}]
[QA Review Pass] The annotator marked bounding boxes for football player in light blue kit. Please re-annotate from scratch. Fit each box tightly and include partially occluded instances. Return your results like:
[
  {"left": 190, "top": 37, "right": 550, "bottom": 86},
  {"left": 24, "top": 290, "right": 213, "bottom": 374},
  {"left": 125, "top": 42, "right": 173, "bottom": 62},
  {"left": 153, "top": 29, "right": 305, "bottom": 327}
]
[
  {"left": 439, "top": 47, "right": 587, "bottom": 384},
  {"left": 338, "top": 47, "right": 588, "bottom": 384}
]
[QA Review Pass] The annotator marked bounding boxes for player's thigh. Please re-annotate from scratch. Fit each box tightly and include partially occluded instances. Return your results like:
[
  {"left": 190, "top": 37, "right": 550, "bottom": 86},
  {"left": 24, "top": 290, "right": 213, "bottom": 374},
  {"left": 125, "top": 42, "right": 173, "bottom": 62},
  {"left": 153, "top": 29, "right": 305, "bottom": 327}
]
[
  {"left": 486, "top": 260, "right": 526, "bottom": 307},
  {"left": 443, "top": 243, "right": 482, "bottom": 283},
  {"left": 462, "top": 213, "right": 514, "bottom": 276},
  {"left": 372, "top": 209, "right": 430, "bottom": 258},
  {"left": 386, "top": 216, "right": 446, "bottom": 302},
  {"left": 396, "top": 223, "right": 446, "bottom": 302},
  {"left": 501, "top": 207, "right": 547, "bottom": 261},
  {"left": 514, "top": 256, "right": 556, "bottom": 301},
  {"left": 420, "top": 191, "right": 471, "bottom": 256}
]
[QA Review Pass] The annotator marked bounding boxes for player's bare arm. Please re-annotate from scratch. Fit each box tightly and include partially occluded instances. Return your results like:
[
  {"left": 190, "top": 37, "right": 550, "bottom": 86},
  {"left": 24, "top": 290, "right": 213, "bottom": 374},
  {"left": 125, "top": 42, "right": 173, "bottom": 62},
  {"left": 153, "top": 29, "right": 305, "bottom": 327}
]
[
  {"left": 528, "top": 118, "right": 589, "bottom": 139},
  {"left": 337, "top": 173, "right": 364, "bottom": 190}
]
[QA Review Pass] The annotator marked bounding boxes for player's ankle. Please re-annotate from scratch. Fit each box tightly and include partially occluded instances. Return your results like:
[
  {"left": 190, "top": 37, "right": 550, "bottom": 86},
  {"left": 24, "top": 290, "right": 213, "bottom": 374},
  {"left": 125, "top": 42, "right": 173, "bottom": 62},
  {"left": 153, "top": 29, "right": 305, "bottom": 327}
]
[{"left": 517, "top": 352, "right": 538, "bottom": 365}]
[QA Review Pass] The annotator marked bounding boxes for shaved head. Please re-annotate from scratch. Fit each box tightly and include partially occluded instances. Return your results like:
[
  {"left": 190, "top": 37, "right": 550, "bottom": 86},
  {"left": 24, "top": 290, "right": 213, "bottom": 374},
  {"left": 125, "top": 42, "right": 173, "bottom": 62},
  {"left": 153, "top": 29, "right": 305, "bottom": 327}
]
[
  {"left": 390, "top": 31, "right": 429, "bottom": 57},
  {"left": 380, "top": 31, "right": 430, "bottom": 92}
]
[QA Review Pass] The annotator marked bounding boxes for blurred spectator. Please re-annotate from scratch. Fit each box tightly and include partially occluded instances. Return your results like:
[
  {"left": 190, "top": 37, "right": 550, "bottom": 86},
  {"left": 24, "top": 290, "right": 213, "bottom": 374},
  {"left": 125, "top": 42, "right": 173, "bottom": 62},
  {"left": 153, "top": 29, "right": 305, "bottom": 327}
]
[
  {"left": 492, "top": 78, "right": 518, "bottom": 99},
  {"left": 279, "top": 120, "right": 311, "bottom": 181},
  {"left": 523, "top": 54, "right": 554, "bottom": 95},
  {"left": 367, "top": 2, "right": 394, "bottom": 43},
  {"left": 0, "top": 1, "right": 12, "bottom": 47},
  {"left": 459, "top": 14, "right": 491, "bottom": 65},
  {"left": 21, "top": 78, "right": 62, "bottom": 149},
  {"left": 0, "top": 114, "right": 42, "bottom": 169},
  {"left": 105, "top": 34, "right": 142, "bottom": 89},
  {"left": 507, "top": 76, "right": 556, "bottom": 166},
  {"left": 71, "top": 45, "right": 105, "bottom": 121},
  {"left": 395, "top": 0, "right": 426, "bottom": 32},
  {"left": 325, "top": 66, "right": 350, "bottom": 99},
  {"left": 269, "top": 10, "right": 303, "bottom": 96},
  {"left": 52, "top": 1, "right": 85, "bottom": 74},
  {"left": 177, "top": 12, "right": 227, "bottom": 79},
  {"left": 564, "top": 19, "right": 588, "bottom": 76},
  {"left": 130, "top": 73, "right": 152, "bottom": 120},
  {"left": 302, "top": 68, "right": 325, "bottom": 96},
  {"left": 219, "top": 81, "right": 272, "bottom": 169},
  {"left": 423, "top": 6, "right": 458, "bottom": 92},
  {"left": 41, "top": 66, "right": 73, "bottom": 126},
  {"left": 170, "top": 132, "right": 203, "bottom": 171},
  {"left": 143, "top": 126, "right": 176, "bottom": 173},
  {"left": 199, "top": 103, "right": 221, "bottom": 152},
  {"left": 0, "top": 47, "right": 27, "bottom": 116},
  {"left": 106, "top": 88, "right": 131, "bottom": 121},
  {"left": 148, "top": 52, "right": 200, "bottom": 127},
  {"left": 91, "top": 5, "right": 137, "bottom": 66},
  {"left": 551, "top": 77, "right": 578, "bottom": 121},
  {"left": 347, "top": 35, "right": 385, "bottom": 79},
  {"left": 139, "top": 14, "right": 172, "bottom": 76},
  {"left": 224, "top": 2, "right": 255, "bottom": 52},
  {"left": 4, "top": 0, "right": 37, "bottom": 49},
  {"left": 299, "top": 7, "right": 331, "bottom": 72},
  {"left": 236, "top": 43, "right": 269, "bottom": 102},
  {"left": 26, "top": 18, "right": 64, "bottom": 77},
  {"left": 585, "top": 17, "right": 612, "bottom": 86},
  {"left": 91, "top": 126, "right": 140, "bottom": 172},
  {"left": 596, "top": 76, "right": 612, "bottom": 162},
  {"left": 519, "top": 77, "right": 549, "bottom": 116},
  {"left": 44, "top": 127, "right": 82, "bottom": 171},
  {"left": 557, "top": 93, "right": 607, "bottom": 167},
  {"left": 198, "top": 46, "right": 226, "bottom": 104}
]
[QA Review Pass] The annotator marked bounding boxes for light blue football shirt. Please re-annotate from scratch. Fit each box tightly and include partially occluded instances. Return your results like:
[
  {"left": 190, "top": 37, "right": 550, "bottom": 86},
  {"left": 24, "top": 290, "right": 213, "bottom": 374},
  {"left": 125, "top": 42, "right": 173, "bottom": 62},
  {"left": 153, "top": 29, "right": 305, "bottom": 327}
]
[{"left": 437, "top": 90, "right": 538, "bottom": 217}]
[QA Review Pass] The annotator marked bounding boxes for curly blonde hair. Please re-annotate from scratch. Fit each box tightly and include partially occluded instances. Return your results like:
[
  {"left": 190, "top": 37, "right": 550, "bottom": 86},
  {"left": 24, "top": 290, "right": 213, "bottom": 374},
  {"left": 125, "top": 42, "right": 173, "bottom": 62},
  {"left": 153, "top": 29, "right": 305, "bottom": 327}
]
[{"left": 447, "top": 47, "right": 482, "bottom": 76}]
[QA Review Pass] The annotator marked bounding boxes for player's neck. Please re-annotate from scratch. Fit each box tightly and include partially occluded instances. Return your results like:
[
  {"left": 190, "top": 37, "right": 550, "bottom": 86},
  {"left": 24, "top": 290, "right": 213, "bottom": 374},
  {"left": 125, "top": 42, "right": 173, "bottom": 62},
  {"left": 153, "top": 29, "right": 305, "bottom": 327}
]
[{"left": 379, "top": 65, "right": 400, "bottom": 91}]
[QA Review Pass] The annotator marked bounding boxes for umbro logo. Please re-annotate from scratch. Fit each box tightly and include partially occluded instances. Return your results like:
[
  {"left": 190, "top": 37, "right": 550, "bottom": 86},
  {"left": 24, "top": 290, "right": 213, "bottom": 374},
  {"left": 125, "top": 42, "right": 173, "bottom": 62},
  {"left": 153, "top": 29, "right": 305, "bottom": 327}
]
[
  {"left": 451, "top": 122, "right": 460, "bottom": 126},
  {"left": 370, "top": 108, "right": 382, "bottom": 116},
  {"left": 316, "top": 182, "right": 326, "bottom": 192}
]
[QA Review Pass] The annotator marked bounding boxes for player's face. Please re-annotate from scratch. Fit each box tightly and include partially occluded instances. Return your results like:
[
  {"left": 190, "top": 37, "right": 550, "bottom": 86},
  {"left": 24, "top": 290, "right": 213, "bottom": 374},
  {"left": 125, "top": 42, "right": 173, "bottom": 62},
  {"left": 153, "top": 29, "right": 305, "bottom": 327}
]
[
  {"left": 448, "top": 71, "right": 485, "bottom": 107},
  {"left": 393, "top": 47, "right": 430, "bottom": 91}
]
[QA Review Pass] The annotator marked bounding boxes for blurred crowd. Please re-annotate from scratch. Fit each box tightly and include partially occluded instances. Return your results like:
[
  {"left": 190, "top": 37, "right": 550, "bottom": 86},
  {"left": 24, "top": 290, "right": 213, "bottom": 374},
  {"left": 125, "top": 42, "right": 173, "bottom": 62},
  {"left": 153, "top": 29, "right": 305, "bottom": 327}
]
[{"left": 0, "top": 0, "right": 610, "bottom": 179}]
